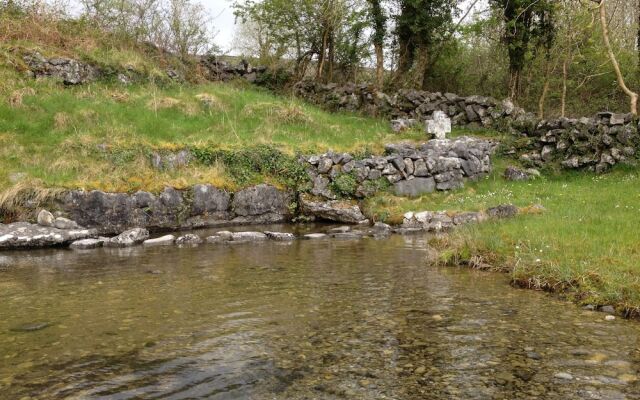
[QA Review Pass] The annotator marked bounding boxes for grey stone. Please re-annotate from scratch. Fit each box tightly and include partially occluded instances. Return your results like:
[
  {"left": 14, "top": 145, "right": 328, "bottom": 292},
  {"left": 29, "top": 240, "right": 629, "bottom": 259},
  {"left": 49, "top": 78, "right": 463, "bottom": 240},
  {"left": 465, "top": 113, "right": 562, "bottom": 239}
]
[
  {"left": 0, "top": 222, "right": 97, "bottom": 249},
  {"left": 143, "top": 235, "right": 176, "bottom": 246},
  {"left": 53, "top": 217, "right": 79, "bottom": 230},
  {"left": 368, "top": 169, "right": 382, "bottom": 180},
  {"left": 317, "top": 157, "right": 333, "bottom": 174},
  {"left": 232, "top": 184, "right": 291, "bottom": 220},
  {"left": 503, "top": 166, "right": 530, "bottom": 181},
  {"left": 600, "top": 305, "right": 615, "bottom": 314},
  {"left": 191, "top": 184, "right": 230, "bottom": 216},
  {"left": 105, "top": 228, "right": 149, "bottom": 247},
  {"left": 394, "top": 177, "right": 436, "bottom": 197},
  {"left": 231, "top": 232, "right": 267, "bottom": 241},
  {"left": 264, "top": 231, "right": 296, "bottom": 241},
  {"left": 300, "top": 195, "right": 367, "bottom": 224},
  {"left": 413, "top": 159, "right": 429, "bottom": 177},
  {"left": 70, "top": 238, "right": 105, "bottom": 250},
  {"left": 487, "top": 204, "right": 519, "bottom": 219},
  {"left": 404, "top": 158, "right": 415, "bottom": 175},
  {"left": 175, "top": 234, "right": 203, "bottom": 245},
  {"left": 37, "top": 209, "right": 55, "bottom": 227}
]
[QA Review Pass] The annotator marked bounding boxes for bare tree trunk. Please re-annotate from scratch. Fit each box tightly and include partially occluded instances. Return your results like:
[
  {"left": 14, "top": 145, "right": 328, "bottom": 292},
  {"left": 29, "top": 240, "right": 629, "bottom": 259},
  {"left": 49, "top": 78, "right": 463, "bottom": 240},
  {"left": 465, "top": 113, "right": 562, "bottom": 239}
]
[
  {"left": 561, "top": 59, "right": 568, "bottom": 118},
  {"left": 597, "top": 0, "right": 638, "bottom": 114},
  {"left": 538, "top": 60, "right": 553, "bottom": 119},
  {"left": 327, "top": 30, "right": 335, "bottom": 82},
  {"left": 509, "top": 70, "right": 520, "bottom": 100},
  {"left": 316, "top": 29, "right": 328, "bottom": 81},
  {"left": 374, "top": 43, "right": 384, "bottom": 88}
]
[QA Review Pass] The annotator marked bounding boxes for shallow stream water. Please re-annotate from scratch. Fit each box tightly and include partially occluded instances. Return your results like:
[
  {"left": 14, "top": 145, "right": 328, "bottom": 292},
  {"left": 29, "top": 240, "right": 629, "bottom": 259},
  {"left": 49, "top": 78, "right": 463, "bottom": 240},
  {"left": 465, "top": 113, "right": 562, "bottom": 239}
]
[{"left": 1, "top": 226, "right": 639, "bottom": 399}]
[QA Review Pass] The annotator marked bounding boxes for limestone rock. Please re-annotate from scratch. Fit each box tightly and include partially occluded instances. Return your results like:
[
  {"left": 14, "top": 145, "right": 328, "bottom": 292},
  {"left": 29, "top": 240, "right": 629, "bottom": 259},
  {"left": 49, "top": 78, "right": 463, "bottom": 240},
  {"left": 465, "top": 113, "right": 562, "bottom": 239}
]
[
  {"left": 37, "top": 210, "right": 55, "bottom": 227},
  {"left": 394, "top": 177, "right": 436, "bottom": 197},
  {"left": 300, "top": 195, "right": 367, "bottom": 224},
  {"left": 69, "top": 238, "right": 105, "bottom": 250},
  {"left": 175, "top": 234, "right": 203, "bottom": 245},
  {"left": 143, "top": 235, "right": 176, "bottom": 246},
  {"left": 232, "top": 184, "right": 291, "bottom": 223},
  {"left": 503, "top": 166, "right": 530, "bottom": 181},
  {"left": 264, "top": 231, "right": 296, "bottom": 241},
  {"left": 230, "top": 232, "right": 267, "bottom": 242},
  {"left": 0, "top": 222, "right": 96, "bottom": 249},
  {"left": 487, "top": 204, "right": 519, "bottom": 219},
  {"left": 53, "top": 217, "right": 79, "bottom": 230},
  {"left": 105, "top": 228, "right": 149, "bottom": 247}
]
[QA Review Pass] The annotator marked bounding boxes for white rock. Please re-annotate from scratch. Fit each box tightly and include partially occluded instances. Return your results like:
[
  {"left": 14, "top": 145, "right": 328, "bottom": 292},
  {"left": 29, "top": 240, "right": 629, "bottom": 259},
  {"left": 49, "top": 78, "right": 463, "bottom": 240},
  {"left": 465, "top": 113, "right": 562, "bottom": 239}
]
[
  {"left": 143, "top": 235, "right": 176, "bottom": 246},
  {"left": 37, "top": 210, "right": 55, "bottom": 227},
  {"left": 426, "top": 111, "right": 451, "bottom": 139},
  {"left": 605, "top": 315, "right": 616, "bottom": 321}
]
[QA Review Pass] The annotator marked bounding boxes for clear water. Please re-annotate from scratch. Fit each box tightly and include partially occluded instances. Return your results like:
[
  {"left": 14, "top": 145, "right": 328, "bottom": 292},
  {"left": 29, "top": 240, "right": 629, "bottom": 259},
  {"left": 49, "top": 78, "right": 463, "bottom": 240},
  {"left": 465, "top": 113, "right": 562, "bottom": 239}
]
[{"left": 1, "top": 226, "right": 639, "bottom": 399}]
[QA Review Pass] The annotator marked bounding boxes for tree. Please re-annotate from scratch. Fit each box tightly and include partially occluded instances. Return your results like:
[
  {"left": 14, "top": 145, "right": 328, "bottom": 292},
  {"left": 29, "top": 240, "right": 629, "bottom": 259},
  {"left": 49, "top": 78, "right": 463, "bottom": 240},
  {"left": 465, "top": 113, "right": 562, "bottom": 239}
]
[
  {"left": 490, "top": 0, "right": 556, "bottom": 99},
  {"left": 368, "top": 0, "right": 386, "bottom": 87},
  {"left": 591, "top": 0, "right": 638, "bottom": 114},
  {"left": 393, "top": 0, "right": 457, "bottom": 89}
]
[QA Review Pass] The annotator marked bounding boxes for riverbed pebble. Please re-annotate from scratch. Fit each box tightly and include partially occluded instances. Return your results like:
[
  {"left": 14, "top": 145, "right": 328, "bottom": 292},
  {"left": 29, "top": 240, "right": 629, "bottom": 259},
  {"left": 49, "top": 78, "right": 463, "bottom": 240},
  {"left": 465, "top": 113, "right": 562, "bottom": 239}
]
[{"left": 554, "top": 372, "right": 574, "bottom": 380}]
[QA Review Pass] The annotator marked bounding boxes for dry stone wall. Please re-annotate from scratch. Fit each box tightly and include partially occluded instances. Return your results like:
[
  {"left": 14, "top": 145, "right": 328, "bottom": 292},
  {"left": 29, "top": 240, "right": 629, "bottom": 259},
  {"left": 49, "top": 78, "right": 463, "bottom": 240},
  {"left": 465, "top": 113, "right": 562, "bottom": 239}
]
[
  {"left": 294, "top": 80, "right": 640, "bottom": 172},
  {"left": 302, "top": 136, "right": 497, "bottom": 199}
]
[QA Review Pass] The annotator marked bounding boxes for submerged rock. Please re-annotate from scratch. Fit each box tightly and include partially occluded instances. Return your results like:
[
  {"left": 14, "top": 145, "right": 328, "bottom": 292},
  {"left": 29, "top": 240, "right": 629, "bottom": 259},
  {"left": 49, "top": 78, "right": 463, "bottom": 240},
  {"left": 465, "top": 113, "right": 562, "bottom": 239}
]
[
  {"left": 105, "top": 228, "right": 149, "bottom": 247},
  {"left": 10, "top": 322, "right": 51, "bottom": 332}
]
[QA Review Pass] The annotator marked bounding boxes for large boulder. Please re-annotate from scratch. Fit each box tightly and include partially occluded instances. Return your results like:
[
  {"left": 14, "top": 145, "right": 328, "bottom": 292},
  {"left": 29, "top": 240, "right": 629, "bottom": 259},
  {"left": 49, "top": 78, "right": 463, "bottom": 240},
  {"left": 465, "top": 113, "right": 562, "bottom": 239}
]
[
  {"left": 0, "top": 222, "right": 97, "bottom": 249},
  {"left": 231, "top": 184, "right": 292, "bottom": 224},
  {"left": 300, "top": 195, "right": 367, "bottom": 224},
  {"left": 190, "top": 184, "right": 231, "bottom": 216}
]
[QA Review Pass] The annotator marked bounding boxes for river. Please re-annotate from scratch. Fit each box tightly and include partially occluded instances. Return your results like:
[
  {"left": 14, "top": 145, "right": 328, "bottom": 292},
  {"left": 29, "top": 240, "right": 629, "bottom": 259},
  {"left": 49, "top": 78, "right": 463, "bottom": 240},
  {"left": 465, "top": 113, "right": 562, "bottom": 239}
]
[{"left": 1, "top": 226, "right": 639, "bottom": 399}]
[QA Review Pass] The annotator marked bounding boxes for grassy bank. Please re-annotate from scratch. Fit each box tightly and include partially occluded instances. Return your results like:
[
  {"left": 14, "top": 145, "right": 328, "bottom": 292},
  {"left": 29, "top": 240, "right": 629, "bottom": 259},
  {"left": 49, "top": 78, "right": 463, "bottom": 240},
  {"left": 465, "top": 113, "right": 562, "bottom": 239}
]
[{"left": 365, "top": 160, "right": 640, "bottom": 315}]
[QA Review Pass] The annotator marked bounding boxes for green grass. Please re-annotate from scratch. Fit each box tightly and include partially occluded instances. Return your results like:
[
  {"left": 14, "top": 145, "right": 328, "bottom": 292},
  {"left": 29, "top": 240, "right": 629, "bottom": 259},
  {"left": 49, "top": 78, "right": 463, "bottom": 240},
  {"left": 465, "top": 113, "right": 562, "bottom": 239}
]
[
  {"left": 364, "top": 159, "right": 640, "bottom": 314},
  {"left": 0, "top": 78, "right": 434, "bottom": 193}
]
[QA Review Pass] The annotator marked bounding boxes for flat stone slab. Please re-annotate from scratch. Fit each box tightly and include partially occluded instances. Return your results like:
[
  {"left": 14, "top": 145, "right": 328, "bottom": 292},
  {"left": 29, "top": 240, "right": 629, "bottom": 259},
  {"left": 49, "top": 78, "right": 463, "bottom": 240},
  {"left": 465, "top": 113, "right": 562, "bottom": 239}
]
[
  {"left": 230, "top": 232, "right": 267, "bottom": 242},
  {"left": 0, "top": 222, "right": 97, "bottom": 250}
]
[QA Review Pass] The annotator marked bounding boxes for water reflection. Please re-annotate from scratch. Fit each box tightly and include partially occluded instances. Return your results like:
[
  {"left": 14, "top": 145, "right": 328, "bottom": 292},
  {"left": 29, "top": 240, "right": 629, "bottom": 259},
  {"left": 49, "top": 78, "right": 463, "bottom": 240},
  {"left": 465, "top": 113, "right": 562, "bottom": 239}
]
[{"left": 0, "top": 230, "right": 639, "bottom": 399}]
